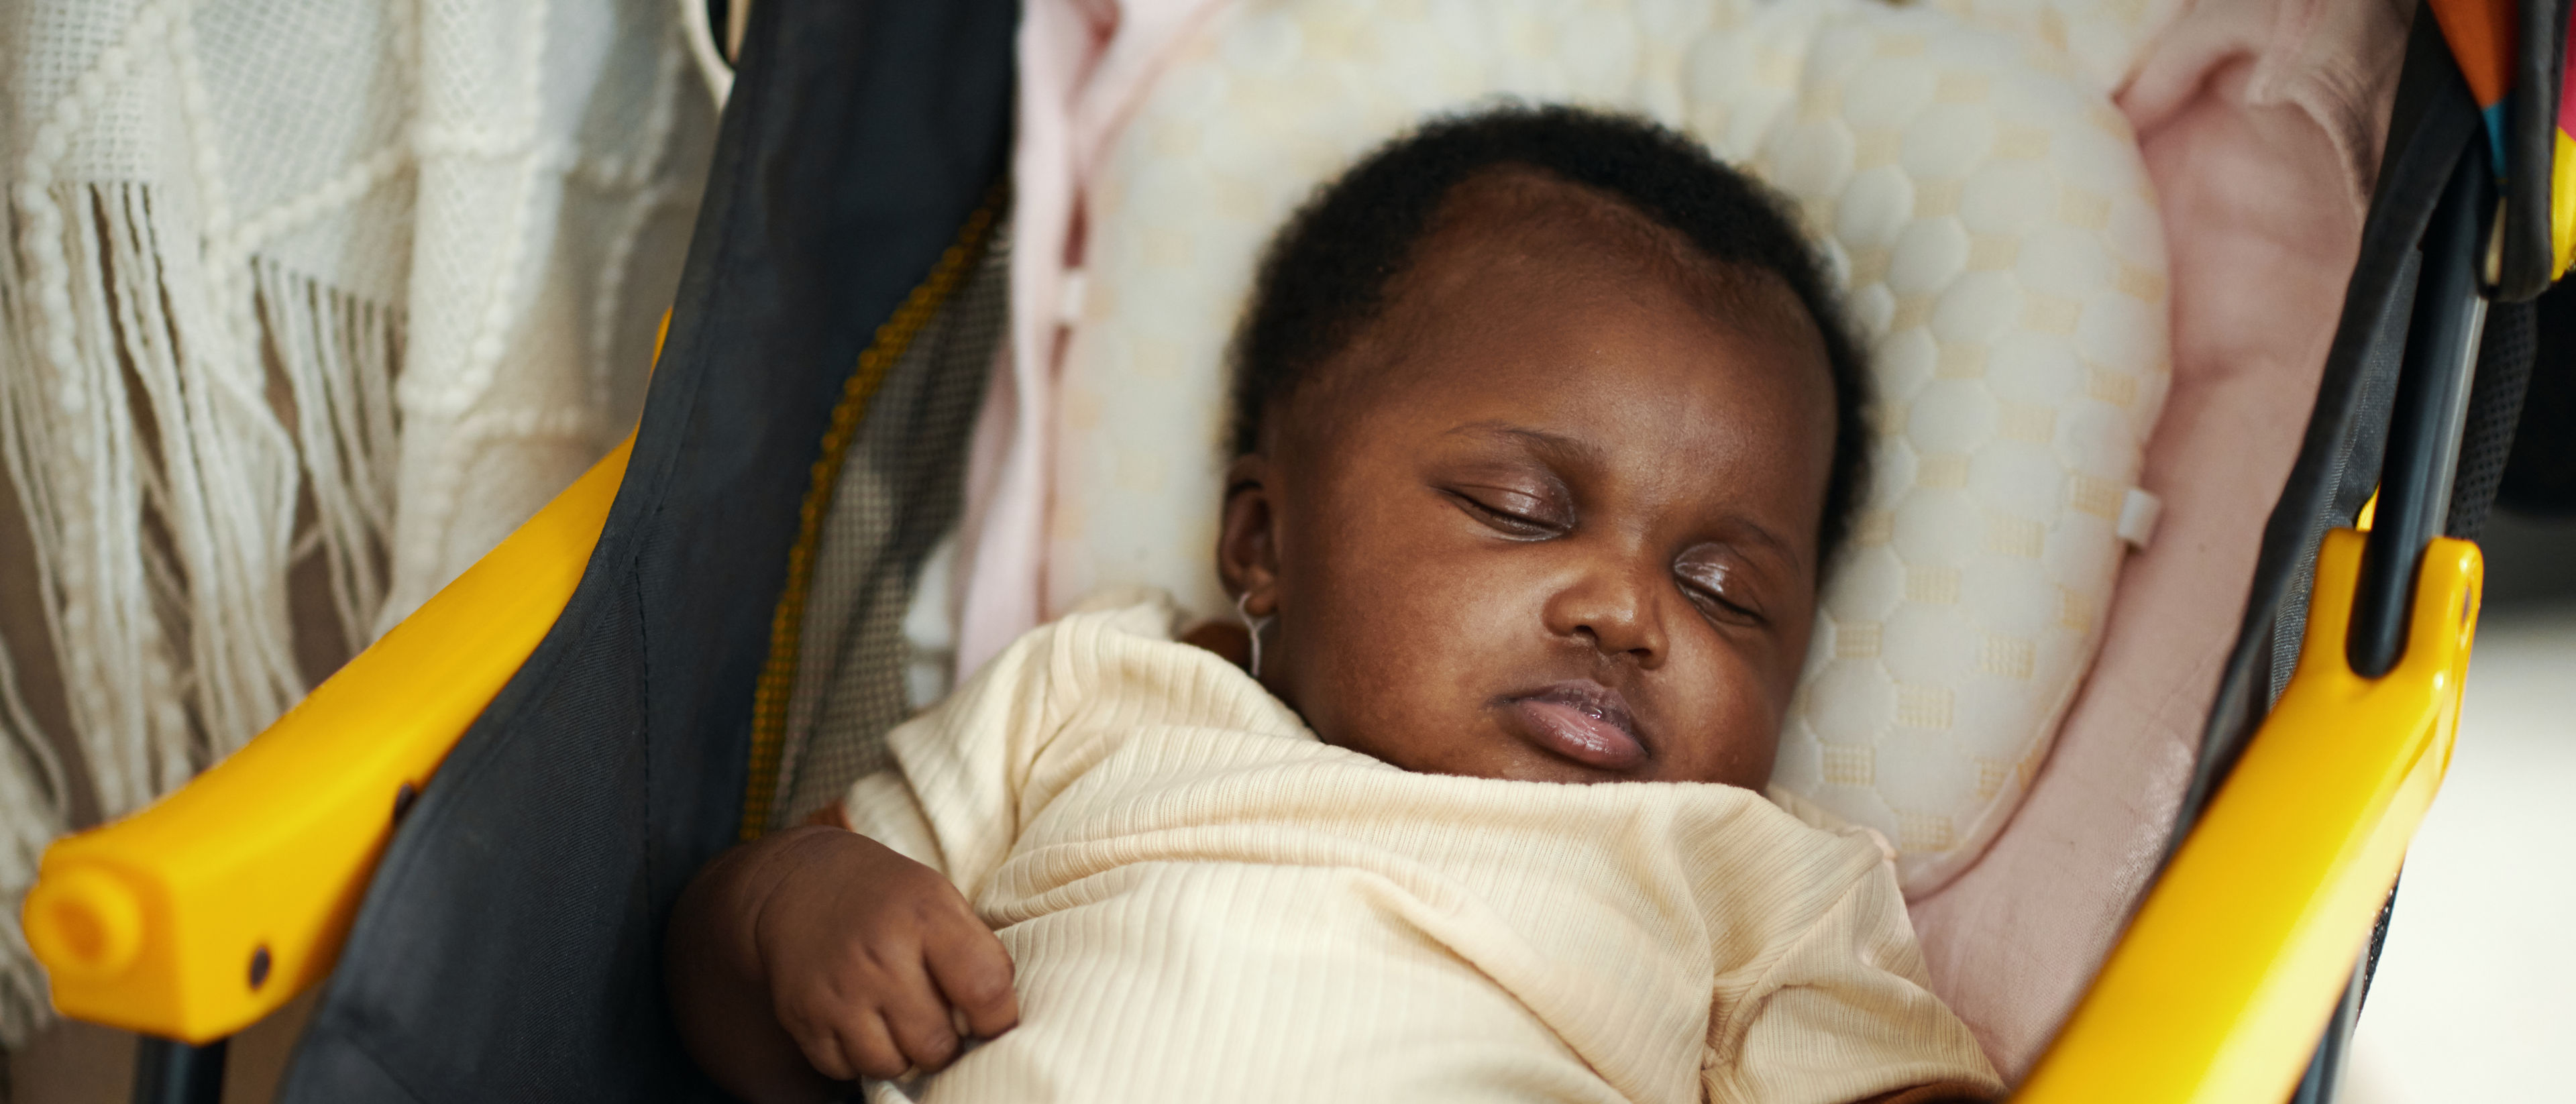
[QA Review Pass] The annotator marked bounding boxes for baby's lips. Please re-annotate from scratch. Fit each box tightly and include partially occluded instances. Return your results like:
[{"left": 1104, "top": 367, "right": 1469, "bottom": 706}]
[{"left": 1509, "top": 692, "right": 1648, "bottom": 771}]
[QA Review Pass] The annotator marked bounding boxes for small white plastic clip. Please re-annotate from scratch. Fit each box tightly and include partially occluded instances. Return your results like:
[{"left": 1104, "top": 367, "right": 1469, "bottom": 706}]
[
  {"left": 1057, "top": 270, "right": 1089, "bottom": 327},
  {"left": 2117, "top": 488, "right": 2162, "bottom": 549}
]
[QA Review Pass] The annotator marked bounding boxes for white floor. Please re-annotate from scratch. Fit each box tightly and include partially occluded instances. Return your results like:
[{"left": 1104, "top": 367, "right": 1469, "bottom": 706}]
[{"left": 2342, "top": 601, "right": 2576, "bottom": 1103}]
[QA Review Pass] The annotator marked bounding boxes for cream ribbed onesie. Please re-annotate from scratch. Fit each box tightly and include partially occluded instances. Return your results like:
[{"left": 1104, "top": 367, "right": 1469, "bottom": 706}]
[{"left": 841, "top": 598, "right": 2001, "bottom": 1103}]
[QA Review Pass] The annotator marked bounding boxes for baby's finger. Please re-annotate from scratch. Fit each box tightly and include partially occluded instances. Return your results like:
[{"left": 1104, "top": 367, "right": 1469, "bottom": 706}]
[
  {"left": 773, "top": 989, "right": 863, "bottom": 1082},
  {"left": 794, "top": 1023, "right": 859, "bottom": 1083},
  {"left": 924, "top": 921, "right": 1019, "bottom": 1039},
  {"left": 840, "top": 1011, "right": 914, "bottom": 1082},
  {"left": 877, "top": 958, "right": 965, "bottom": 1072}
]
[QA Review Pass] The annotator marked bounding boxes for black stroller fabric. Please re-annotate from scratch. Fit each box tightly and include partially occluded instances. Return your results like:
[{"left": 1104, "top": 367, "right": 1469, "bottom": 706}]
[
  {"left": 276, "top": 3, "right": 1015, "bottom": 1100},
  {"left": 2501, "top": 278, "right": 2576, "bottom": 515}
]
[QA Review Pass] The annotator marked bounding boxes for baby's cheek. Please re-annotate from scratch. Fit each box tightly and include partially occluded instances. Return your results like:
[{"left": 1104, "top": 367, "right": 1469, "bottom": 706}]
[
  {"left": 1666, "top": 642, "right": 1789, "bottom": 787},
  {"left": 1318, "top": 562, "right": 1479, "bottom": 710},
  {"left": 1297, "top": 539, "right": 1517, "bottom": 759}
]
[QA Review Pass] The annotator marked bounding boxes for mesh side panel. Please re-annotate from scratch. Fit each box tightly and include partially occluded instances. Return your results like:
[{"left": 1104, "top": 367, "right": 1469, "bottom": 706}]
[
  {"left": 2447, "top": 298, "right": 2536, "bottom": 541},
  {"left": 2500, "top": 278, "right": 2576, "bottom": 515},
  {"left": 771, "top": 237, "right": 1008, "bottom": 826}
]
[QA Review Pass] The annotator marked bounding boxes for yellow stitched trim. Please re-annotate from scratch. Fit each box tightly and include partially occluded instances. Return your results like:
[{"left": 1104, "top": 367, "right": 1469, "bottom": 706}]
[{"left": 739, "top": 192, "right": 1004, "bottom": 842}]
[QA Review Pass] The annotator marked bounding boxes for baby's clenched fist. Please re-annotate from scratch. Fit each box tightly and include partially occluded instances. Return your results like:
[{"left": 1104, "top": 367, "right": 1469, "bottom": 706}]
[{"left": 748, "top": 828, "right": 1019, "bottom": 1081}]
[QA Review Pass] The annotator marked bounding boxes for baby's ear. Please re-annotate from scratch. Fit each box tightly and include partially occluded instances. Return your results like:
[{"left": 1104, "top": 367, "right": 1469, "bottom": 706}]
[{"left": 1216, "top": 453, "right": 1282, "bottom": 615}]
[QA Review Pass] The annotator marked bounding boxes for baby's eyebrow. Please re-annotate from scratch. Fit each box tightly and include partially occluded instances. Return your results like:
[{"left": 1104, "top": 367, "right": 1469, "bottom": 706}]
[
  {"left": 1717, "top": 520, "right": 1796, "bottom": 564},
  {"left": 1442, "top": 421, "right": 1602, "bottom": 467}
]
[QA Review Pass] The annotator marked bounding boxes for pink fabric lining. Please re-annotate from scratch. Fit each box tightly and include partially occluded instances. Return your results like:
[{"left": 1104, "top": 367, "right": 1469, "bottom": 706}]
[
  {"left": 1908, "top": 0, "right": 2407, "bottom": 1075},
  {"left": 951, "top": 0, "right": 2409, "bottom": 1078},
  {"left": 956, "top": 0, "right": 1226, "bottom": 677}
]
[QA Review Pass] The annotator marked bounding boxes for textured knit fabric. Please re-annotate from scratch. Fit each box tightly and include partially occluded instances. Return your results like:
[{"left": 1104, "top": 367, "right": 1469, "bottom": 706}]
[
  {"left": 844, "top": 598, "right": 2001, "bottom": 1103},
  {"left": 0, "top": 0, "right": 714, "bottom": 1046}
]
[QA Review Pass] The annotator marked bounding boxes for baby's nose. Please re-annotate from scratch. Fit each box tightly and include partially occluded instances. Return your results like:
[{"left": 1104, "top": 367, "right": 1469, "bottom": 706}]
[{"left": 1550, "top": 566, "right": 1668, "bottom": 667}]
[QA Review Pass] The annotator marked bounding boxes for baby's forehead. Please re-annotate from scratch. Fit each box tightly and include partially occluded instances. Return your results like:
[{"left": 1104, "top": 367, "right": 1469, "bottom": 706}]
[
  {"left": 1253, "top": 163, "right": 1837, "bottom": 465},
  {"left": 1420, "top": 168, "right": 1710, "bottom": 278},
  {"left": 1375, "top": 169, "right": 1822, "bottom": 363},
  {"left": 1291, "top": 204, "right": 1832, "bottom": 437}
]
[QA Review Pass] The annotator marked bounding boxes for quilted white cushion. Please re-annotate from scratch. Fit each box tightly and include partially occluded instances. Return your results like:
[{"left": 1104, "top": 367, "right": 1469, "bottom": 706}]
[{"left": 1046, "top": 0, "right": 2170, "bottom": 894}]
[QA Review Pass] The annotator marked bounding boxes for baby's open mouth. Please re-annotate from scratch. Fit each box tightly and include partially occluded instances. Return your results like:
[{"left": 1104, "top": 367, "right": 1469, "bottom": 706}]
[{"left": 1505, "top": 681, "right": 1647, "bottom": 771}]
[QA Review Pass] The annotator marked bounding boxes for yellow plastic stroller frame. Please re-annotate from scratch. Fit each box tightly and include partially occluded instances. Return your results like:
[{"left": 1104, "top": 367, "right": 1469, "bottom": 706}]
[{"left": 17, "top": 1, "right": 2573, "bottom": 1101}]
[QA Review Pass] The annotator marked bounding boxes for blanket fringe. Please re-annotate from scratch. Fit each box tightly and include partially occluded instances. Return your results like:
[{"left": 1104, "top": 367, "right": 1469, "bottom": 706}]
[
  {"left": 0, "top": 182, "right": 405, "bottom": 1045},
  {"left": 0, "top": 582, "right": 67, "bottom": 1048},
  {"left": 0, "top": 626, "right": 64, "bottom": 1048}
]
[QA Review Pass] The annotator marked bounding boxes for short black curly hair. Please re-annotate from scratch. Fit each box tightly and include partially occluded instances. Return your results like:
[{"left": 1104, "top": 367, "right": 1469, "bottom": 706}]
[{"left": 1228, "top": 103, "right": 1873, "bottom": 564}]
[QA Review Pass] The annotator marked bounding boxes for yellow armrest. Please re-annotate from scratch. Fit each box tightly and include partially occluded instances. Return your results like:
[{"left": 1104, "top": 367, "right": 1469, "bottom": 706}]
[
  {"left": 20, "top": 435, "right": 633, "bottom": 1042},
  {"left": 2015, "top": 529, "right": 2480, "bottom": 1103}
]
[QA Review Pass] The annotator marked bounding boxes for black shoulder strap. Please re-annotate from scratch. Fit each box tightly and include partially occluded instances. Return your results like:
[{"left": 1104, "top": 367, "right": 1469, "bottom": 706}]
[{"left": 278, "top": 3, "right": 1016, "bottom": 1100}]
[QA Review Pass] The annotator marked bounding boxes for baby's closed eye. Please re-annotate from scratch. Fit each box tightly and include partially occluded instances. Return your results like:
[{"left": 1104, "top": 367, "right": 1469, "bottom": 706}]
[
  {"left": 1444, "top": 483, "right": 1571, "bottom": 537},
  {"left": 1674, "top": 547, "right": 1770, "bottom": 625}
]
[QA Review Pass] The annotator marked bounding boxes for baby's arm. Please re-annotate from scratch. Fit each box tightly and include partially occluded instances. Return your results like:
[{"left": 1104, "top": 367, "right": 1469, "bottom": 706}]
[{"left": 665, "top": 825, "right": 1020, "bottom": 1103}]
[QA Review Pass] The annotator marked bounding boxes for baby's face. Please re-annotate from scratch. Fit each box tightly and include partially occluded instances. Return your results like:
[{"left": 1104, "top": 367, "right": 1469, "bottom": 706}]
[{"left": 1219, "top": 176, "right": 1837, "bottom": 788}]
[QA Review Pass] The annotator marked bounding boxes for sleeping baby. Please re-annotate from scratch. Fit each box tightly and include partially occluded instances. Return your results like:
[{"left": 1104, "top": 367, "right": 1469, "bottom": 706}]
[{"left": 666, "top": 105, "right": 2004, "bottom": 1104}]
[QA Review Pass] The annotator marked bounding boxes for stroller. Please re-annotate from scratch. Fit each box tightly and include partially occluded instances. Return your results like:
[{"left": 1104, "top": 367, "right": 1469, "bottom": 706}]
[{"left": 20, "top": 0, "right": 2576, "bottom": 1100}]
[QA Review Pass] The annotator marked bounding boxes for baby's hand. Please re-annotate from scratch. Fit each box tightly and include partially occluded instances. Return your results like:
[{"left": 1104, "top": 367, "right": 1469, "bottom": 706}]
[{"left": 753, "top": 829, "right": 1020, "bottom": 1081}]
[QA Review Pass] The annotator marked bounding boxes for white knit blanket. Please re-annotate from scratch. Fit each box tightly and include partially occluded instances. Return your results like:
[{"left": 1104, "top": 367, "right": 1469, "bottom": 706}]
[{"left": 0, "top": 0, "right": 716, "bottom": 1044}]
